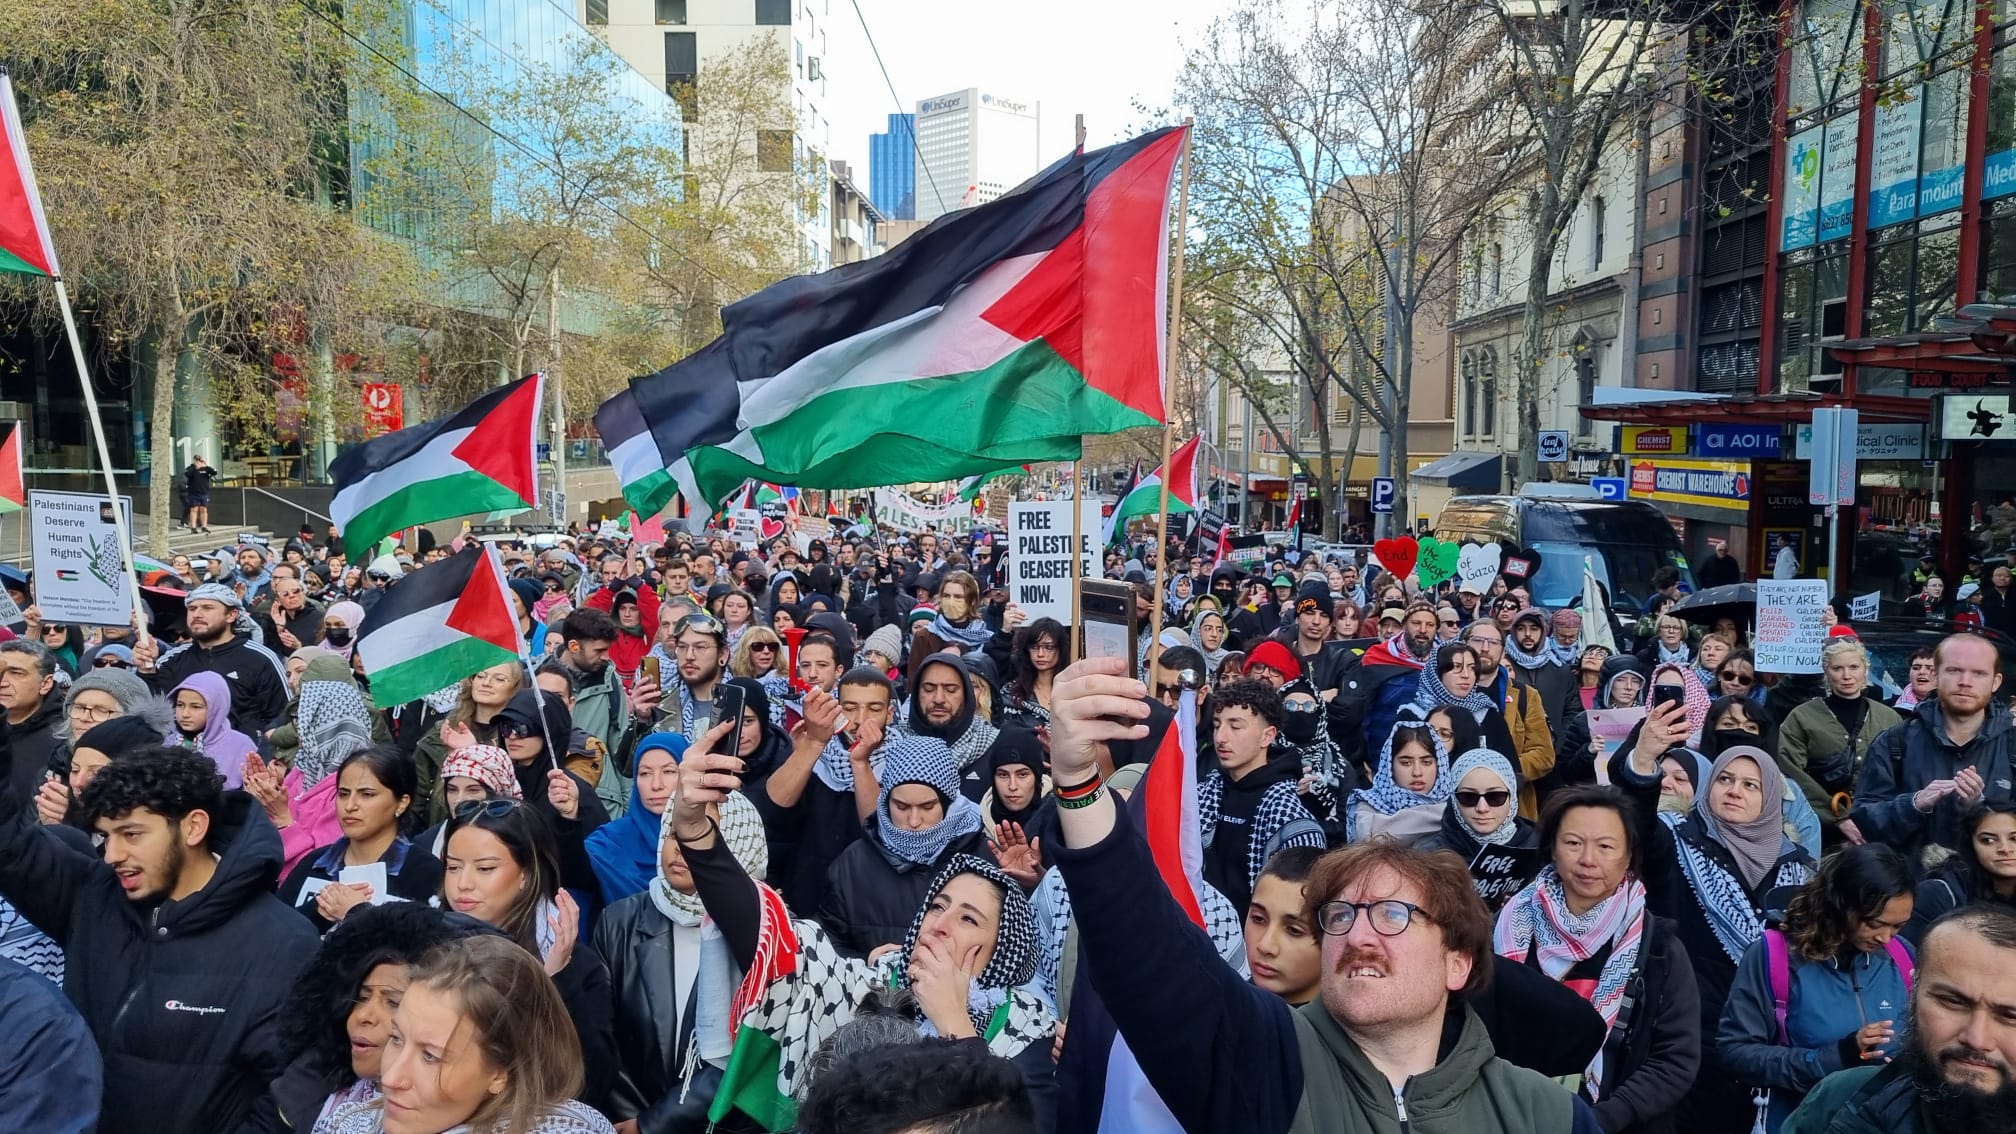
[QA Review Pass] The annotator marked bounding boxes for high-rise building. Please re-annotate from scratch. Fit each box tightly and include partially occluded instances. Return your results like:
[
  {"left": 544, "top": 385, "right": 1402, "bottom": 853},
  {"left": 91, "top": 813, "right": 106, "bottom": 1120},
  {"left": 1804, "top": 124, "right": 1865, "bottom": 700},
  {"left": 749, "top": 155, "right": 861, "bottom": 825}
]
[
  {"left": 869, "top": 112, "right": 915, "bottom": 220},
  {"left": 580, "top": 0, "right": 837, "bottom": 270},
  {"left": 912, "top": 88, "right": 1040, "bottom": 223}
]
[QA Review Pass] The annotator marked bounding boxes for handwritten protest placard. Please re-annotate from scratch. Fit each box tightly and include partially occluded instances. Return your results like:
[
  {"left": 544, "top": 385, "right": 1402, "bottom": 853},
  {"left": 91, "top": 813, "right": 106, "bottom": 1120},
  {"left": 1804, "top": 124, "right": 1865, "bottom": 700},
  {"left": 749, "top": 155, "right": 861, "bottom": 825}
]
[{"left": 1755, "top": 579, "right": 1829, "bottom": 674}]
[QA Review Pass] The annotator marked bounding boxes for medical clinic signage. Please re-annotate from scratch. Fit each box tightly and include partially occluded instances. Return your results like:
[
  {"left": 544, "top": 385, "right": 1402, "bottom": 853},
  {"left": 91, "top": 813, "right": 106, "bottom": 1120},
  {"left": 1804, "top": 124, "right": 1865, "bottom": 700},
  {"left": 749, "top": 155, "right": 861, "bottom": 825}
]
[
  {"left": 1620, "top": 425, "right": 1686, "bottom": 455},
  {"left": 1628, "top": 458, "right": 1751, "bottom": 511}
]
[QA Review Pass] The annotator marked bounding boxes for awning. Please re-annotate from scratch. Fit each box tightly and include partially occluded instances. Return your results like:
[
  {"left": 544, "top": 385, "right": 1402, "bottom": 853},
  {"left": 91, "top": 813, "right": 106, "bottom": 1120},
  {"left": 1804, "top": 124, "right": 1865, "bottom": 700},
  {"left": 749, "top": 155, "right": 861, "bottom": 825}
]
[
  {"left": 1409, "top": 451, "right": 1502, "bottom": 488},
  {"left": 1577, "top": 389, "right": 1932, "bottom": 426}
]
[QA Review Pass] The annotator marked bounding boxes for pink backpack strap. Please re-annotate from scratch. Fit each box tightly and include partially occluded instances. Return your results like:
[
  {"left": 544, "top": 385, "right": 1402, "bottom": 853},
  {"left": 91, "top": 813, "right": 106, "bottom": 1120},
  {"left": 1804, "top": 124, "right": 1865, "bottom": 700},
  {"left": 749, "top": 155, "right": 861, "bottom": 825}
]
[
  {"left": 1765, "top": 928, "right": 1792, "bottom": 1045},
  {"left": 1885, "top": 937, "right": 1914, "bottom": 992}
]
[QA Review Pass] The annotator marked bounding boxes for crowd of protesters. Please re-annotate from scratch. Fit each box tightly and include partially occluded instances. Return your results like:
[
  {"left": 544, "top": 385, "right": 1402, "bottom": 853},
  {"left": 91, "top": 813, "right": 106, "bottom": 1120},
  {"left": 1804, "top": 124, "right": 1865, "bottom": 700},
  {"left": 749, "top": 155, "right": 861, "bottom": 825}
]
[{"left": 1, "top": 513, "right": 2015, "bottom": 1134}]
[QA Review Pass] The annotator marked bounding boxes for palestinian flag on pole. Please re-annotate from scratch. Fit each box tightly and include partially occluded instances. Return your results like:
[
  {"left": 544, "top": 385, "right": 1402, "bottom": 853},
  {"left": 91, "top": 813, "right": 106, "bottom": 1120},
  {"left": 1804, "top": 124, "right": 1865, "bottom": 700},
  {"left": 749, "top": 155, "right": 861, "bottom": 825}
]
[
  {"left": 956, "top": 463, "right": 1027, "bottom": 502},
  {"left": 606, "top": 127, "right": 1188, "bottom": 518},
  {"left": 0, "top": 74, "right": 59, "bottom": 279},
  {"left": 597, "top": 387, "right": 678, "bottom": 517},
  {"left": 331, "top": 375, "right": 543, "bottom": 554},
  {"left": 0, "top": 422, "right": 25, "bottom": 513},
  {"left": 354, "top": 543, "right": 522, "bottom": 709},
  {"left": 1103, "top": 435, "right": 1199, "bottom": 546}
]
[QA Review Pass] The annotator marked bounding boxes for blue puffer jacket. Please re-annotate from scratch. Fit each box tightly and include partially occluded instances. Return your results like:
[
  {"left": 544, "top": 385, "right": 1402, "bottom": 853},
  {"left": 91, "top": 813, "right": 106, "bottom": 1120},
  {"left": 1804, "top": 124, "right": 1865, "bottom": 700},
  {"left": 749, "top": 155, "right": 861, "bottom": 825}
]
[{"left": 1715, "top": 934, "right": 1913, "bottom": 1133}]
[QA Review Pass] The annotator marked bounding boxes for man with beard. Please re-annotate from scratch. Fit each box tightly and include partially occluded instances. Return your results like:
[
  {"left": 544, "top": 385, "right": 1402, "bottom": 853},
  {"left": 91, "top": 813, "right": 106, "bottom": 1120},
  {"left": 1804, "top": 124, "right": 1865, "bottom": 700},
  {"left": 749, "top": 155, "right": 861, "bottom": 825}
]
[
  {"left": 1461, "top": 620, "right": 1554, "bottom": 820},
  {"left": 1335, "top": 602, "right": 1444, "bottom": 780},
  {"left": 751, "top": 670, "right": 892, "bottom": 911},
  {"left": 1784, "top": 905, "right": 2016, "bottom": 1134},
  {"left": 1503, "top": 607, "right": 1573, "bottom": 731},
  {"left": 0, "top": 743, "right": 316, "bottom": 1133},
  {"left": 1850, "top": 633, "right": 2014, "bottom": 859},
  {"left": 230, "top": 544, "right": 273, "bottom": 602},
  {"left": 663, "top": 610, "right": 728, "bottom": 735},
  {"left": 901, "top": 651, "right": 1000, "bottom": 796},
  {"left": 135, "top": 583, "right": 290, "bottom": 735}
]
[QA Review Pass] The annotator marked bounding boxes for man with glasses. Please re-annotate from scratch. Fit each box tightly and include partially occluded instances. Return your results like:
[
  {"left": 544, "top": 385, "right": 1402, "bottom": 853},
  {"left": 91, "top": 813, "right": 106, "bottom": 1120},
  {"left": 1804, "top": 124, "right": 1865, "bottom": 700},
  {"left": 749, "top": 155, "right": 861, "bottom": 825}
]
[
  {"left": 254, "top": 576, "right": 322, "bottom": 654},
  {"left": 1040, "top": 655, "right": 1593, "bottom": 1134},
  {"left": 0, "top": 641, "right": 62, "bottom": 806},
  {"left": 1461, "top": 620, "right": 1554, "bottom": 819}
]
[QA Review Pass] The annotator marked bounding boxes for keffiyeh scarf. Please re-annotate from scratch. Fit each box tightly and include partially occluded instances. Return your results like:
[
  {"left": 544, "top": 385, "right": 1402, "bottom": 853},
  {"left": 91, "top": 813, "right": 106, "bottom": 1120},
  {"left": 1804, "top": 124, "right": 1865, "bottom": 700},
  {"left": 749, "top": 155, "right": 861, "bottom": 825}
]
[
  {"left": 896, "top": 856, "right": 1040, "bottom": 1037},
  {"left": 1503, "top": 637, "right": 1555, "bottom": 672},
  {"left": 812, "top": 734, "right": 889, "bottom": 792},
  {"left": 1494, "top": 867, "right": 1646, "bottom": 1100},
  {"left": 876, "top": 735, "right": 985, "bottom": 866},
  {"left": 650, "top": 791, "right": 768, "bottom": 927},
  {"left": 1348, "top": 721, "right": 1454, "bottom": 834},
  {"left": 1413, "top": 661, "right": 1497, "bottom": 720},
  {"left": 313, "top": 1096, "right": 613, "bottom": 1134},
  {"left": 294, "top": 680, "right": 375, "bottom": 789},
  {"left": 930, "top": 613, "right": 996, "bottom": 652}
]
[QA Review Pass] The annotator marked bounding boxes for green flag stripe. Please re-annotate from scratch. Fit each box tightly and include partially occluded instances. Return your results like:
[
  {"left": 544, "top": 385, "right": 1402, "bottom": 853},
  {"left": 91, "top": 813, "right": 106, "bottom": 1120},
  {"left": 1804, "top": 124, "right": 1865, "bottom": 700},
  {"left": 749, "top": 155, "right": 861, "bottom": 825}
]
[
  {"left": 342, "top": 470, "right": 534, "bottom": 554},
  {"left": 365, "top": 635, "right": 521, "bottom": 710},
  {"left": 0, "top": 245, "right": 49, "bottom": 277},
  {"left": 707, "top": 1027, "right": 795, "bottom": 1132}
]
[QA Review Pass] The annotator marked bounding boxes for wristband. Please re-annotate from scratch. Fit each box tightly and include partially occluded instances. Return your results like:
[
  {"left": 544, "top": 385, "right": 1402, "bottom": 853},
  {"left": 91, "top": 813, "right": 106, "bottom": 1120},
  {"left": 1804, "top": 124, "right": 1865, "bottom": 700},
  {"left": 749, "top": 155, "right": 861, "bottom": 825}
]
[{"left": 1055, "top": 772, "right": 1104, "bottom": 809}]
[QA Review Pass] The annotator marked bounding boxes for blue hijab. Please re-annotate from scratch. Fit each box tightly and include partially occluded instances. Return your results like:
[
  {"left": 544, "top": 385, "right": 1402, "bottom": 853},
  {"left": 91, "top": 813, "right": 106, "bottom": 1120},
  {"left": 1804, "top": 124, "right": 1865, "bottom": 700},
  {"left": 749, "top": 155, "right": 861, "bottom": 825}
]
[{"left": 584, "top": 732, "right": 690, "bottom": 905}]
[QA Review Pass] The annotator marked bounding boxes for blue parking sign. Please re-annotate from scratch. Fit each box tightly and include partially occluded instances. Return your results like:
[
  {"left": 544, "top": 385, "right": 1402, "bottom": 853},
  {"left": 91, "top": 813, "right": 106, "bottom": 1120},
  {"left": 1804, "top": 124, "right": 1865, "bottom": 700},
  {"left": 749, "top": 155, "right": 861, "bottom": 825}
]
[
  {"left": 1592, "top": 476, "right": 1627, "bottom": 501},
  {"left": 1371, "top": 477, "right": 1395, "bottom": 514}
]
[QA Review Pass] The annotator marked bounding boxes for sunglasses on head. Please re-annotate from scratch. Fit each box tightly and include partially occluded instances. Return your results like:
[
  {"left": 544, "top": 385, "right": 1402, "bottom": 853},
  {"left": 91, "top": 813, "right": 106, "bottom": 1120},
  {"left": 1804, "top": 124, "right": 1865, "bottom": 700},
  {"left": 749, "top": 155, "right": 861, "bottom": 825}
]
[
  {"left": 675, "top": 613, "right": 724, "bottom": 636},
  {"left": 1719, "top": 669, "right": 1755, "bottom": 686},
  {"left": 1454, "top": 789, "right": 1512, "bottom": 808},
  {"left": 452, "top": 798, "right": 522, "bottom": 821}
]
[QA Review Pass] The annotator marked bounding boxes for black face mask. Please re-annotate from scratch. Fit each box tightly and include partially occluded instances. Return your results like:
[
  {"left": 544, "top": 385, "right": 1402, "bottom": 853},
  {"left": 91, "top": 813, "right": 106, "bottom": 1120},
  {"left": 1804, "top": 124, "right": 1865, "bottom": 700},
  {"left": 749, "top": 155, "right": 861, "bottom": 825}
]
[
  {"left": 1713, "top": 728, "right": 1757, "bottom": 752},
  {"left": 1280, "top": 709, "right": 1324, "bottom": 744},
  {"left": 324, "top": 627, "right": 352, "bottom": 647}
]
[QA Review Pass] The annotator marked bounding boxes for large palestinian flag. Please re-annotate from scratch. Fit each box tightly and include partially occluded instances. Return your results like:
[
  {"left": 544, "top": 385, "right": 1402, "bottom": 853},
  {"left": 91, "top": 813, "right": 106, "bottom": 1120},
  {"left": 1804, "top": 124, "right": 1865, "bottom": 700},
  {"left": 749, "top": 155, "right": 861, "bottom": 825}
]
[
  {"left": 0, "top": 75, "right": 59, "bottom": 279},
  {"left": 595, "top": 387, "right": 678, "bottom": 517},
  {"left": 354, "top": 543, "right": 522, "bottom": 709},
  {"left": 331, "top": 375, "right": 543, "bottom": 554},
  {"left": 1104, "top": 435, "right": 1199, "bottom": 545},
  {"left": 603, "top": 126, "right": 1188, "bottom": 517}
]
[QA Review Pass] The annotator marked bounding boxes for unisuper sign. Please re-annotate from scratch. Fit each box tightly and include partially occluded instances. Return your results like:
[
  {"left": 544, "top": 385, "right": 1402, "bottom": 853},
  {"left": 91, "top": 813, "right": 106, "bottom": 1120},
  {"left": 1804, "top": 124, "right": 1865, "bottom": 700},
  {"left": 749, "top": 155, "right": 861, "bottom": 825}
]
[{"left": 1629, "top": 459, "right": 1752, "bottom": 506}]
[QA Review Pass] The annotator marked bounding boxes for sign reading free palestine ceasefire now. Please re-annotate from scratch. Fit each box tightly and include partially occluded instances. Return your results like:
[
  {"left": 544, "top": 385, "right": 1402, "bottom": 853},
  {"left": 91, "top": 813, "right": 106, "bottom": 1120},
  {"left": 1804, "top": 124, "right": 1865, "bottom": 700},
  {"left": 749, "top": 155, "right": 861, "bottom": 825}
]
[{"left": 1006, "top": 501, "right": 1100, "bottom": 624}]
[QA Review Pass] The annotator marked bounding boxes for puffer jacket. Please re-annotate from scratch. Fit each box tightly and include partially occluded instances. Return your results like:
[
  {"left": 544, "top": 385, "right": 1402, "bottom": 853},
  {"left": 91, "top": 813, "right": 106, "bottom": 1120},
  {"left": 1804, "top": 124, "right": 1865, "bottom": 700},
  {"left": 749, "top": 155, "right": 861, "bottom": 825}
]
[
  {"left": 1779, "top": 1063, "right": 1919, "bottom": 1134},
  {"left": 0, "top": 736, "right": 318, "bottom": 1134},
  {"left": 1777, "top": 695, "right": 1902, "bottom": 829},
  {"left": 1850, "top": 697, "right": 2016, "bottom": 867}
]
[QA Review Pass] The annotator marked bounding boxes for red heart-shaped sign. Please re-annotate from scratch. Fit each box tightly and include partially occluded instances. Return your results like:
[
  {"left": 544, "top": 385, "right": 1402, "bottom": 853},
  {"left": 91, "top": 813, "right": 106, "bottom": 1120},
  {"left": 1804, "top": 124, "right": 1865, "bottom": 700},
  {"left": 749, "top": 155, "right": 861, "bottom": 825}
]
[
  {"left": 1373, "top": 536, "right": 1419, "bottom": 580},
  {"left": 760, "top": 517, "right": 785, "bottom": 540}
]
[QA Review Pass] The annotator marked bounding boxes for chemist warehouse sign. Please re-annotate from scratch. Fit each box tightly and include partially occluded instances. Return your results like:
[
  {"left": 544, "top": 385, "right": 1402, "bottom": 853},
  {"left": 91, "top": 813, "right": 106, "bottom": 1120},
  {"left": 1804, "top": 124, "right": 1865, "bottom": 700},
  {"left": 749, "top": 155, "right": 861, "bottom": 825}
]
[{"left": 1628, "top": 458, "right": 1751, "bottom": 510}]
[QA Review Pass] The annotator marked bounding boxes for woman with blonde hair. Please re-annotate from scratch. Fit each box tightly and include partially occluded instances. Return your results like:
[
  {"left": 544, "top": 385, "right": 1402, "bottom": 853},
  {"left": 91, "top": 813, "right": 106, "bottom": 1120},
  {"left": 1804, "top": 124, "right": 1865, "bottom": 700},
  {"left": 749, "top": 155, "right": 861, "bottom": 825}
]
[
  {"left": 730, "top": 625, "right": 785, "bottom": 680},
  {"left": 312, "top": 934, "right": 615, "bottom": 1134},
  {"left": 413, "top": 661, "right": 526, "bottom": 823},
  {"left": 1776, "top": 636, "right": 1901, "bottom": 843}
]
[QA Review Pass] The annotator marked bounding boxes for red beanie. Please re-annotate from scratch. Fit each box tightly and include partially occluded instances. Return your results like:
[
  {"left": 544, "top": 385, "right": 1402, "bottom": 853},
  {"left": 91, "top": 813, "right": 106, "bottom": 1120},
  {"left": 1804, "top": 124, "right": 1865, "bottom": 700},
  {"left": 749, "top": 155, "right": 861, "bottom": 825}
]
[{"left": 1243, "top": 639, "right": 1302, "bottom": 680}]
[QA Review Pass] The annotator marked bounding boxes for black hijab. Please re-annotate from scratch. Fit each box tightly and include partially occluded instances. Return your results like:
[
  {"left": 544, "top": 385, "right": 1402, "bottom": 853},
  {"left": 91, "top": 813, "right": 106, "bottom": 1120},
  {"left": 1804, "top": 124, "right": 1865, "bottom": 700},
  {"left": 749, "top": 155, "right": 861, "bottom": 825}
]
[
  {"left": 724, "top": 676, "right": 792, "bottom": 781},
  {"left": 983, "top": 727, "right": 1049, "bottom": 828}
]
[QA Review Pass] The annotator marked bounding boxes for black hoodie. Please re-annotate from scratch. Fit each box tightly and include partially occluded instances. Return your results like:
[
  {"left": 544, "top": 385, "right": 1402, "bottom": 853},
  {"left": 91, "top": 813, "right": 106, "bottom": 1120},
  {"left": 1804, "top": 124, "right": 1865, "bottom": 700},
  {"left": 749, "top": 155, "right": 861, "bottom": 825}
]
[{"left": 0, "top": 742, "right": 319, "bottom": 1134}]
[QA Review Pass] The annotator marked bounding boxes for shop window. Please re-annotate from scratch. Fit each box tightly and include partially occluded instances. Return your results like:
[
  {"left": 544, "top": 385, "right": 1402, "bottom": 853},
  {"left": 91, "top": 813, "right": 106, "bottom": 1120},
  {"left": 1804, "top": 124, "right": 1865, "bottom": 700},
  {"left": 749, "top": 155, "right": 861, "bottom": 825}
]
[
  {"left": 1983, "top": 203, "right": 2016, "bottom": 298},
  {"left": 1867, "top": 235, "right": 1916, "bottom": 337},
  {"left": 1479, "top": 348, "right": 1498, "bottom": 437},
  {"left": 1462, "top": 353, "right": 1478, "bottom": 436},
  {"left": 1572, "top": 332, "right": 1598, "bottom": 434},
  {"left": 1789, "top": 0, "right": 1866, "bottom": 121}
]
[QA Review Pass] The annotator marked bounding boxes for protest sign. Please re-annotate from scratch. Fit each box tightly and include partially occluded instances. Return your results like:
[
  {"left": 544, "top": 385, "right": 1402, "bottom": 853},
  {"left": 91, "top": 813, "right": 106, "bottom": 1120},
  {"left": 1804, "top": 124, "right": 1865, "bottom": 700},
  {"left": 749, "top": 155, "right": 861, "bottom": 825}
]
[
  {"left": 871, "top": 488, "right": 975, "bottom": 534},
  {"left": 1225, "top": 533, "right": 1267, "bottom": 567},
  {"left": 1456, "top": 543, "right": 1503, "bottom": 594},
  {"left": 1754, "top": 578, "right": 1830, "bottom": 673},
  {"left": 1587, "top": 707, "right": 1648, "bottom": 785},
  {"left": 727, "top": 509, "right": 762, "bottom": 547},
  {"left": 1849, "top": 591, "right": 1881, "bottom": 621},
  {"left": 1006, "top": 500, "right": 1099, "bottom": 623},
  {"left": 30, "top": 491, "right": 134, "bottom": 626}
]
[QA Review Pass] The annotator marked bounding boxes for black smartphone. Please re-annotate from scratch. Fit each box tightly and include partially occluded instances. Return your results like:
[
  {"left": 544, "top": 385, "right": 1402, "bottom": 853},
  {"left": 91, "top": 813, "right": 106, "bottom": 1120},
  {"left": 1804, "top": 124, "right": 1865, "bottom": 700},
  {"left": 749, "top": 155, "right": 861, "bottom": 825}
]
[
  {"left": 709, "top": 681, "right": 748, "bottom": 764},
  {"left": 1653, "top": 684, "right": 1686, "bottom": 712}
]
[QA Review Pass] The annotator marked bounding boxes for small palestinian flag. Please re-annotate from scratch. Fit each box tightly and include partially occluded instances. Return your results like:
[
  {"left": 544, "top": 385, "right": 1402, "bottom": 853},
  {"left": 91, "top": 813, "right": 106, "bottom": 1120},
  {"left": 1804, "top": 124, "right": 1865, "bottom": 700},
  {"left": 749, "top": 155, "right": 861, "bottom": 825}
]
[
  {"left": 354, "top": 544, "right": 522, "bottom": 709},
  {"left": 0, "top": 421, "right": 25, "bottom": 514},
  {"left": 1104, "top": 435, "right": 1200, "bottom": 545},
  {"left": 0, "top": 75, "right": 60, "bottom": 279},
  {"left": 331, "top": 375, "right": 543, "bottom": 554}
]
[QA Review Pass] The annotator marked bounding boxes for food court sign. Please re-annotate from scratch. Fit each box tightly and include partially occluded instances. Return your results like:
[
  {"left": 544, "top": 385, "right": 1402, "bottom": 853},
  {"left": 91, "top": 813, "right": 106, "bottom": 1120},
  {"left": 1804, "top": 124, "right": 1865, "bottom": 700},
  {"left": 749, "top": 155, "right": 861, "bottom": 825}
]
[{"left": 1627, "top": 458, "right": 1751, "bottom": 511}]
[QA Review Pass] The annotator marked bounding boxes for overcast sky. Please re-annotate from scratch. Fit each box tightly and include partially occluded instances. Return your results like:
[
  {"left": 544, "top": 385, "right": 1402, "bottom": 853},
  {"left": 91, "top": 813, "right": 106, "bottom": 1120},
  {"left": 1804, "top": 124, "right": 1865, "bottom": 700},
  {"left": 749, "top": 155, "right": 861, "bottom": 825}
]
[{"left": 821, "top": 0, "right": 1218, "bottom": 175}]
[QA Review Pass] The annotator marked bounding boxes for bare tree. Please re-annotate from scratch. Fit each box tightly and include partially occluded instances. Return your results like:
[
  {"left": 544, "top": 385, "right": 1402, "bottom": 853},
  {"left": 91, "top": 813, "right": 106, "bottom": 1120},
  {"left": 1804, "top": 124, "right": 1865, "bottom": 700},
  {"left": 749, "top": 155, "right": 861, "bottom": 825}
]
[{"left": 1174, "top": 0, "right": 1521, "bottom": 537}]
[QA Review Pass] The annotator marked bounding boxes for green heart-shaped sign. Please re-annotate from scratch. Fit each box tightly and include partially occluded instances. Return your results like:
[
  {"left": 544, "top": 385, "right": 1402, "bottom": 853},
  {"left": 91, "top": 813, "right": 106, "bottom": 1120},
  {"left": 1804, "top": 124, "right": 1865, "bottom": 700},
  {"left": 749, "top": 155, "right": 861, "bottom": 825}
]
[{"left": 1416, "top": 536, "right": 1459, "bottom": 588}]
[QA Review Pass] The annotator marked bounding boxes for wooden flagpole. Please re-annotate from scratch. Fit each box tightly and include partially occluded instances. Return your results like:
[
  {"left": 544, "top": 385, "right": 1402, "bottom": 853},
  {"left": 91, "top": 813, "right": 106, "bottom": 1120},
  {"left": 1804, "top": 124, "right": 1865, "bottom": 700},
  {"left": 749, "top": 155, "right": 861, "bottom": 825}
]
[{"left": 1148, "top": 118, "right": 1194, "bottom": 651}]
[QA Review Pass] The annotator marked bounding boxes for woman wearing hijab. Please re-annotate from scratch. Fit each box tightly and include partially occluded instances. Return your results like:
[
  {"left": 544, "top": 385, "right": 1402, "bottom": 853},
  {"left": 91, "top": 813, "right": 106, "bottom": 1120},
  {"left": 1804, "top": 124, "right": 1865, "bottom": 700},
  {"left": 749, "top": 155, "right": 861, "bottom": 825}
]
[
  {"left": 1345, "top": 719, "right": 1453, "bottom": 844},
  {"left": 594, "top": 782, "right": 768, "bottom": 1130},
  {"left": 1413, "top": 641, "right": 1519, "bottom": 756},
  {"left": 677, "top": 751, "right": 1059, "bottom": 1121},
  {"left": 584, "top": 732, "right": 690, "bottom": 908},
  {"left": 1189, "top": 608, "right": 1232, "bottom": 680},
  {"left": 317, "top": 600, "right": 366, "bottom": 659},
  {"left": 818, "top": 735, "right": 992, "bottom": 956},
  {"left": 1419, "top": 749, "right": 1540, "bottom": 909},
  {"left": 719, "top": 676, "right": 794, "bottom": 789},
  {"left": 1614, "top": 699, "right": 1814, "bottom": 1131},
  {"left": 1494, "top": 785, "right": 1700, "bottom": 1133},
  {"left": 1551, "top": 654, "right": 1648, "bottom": 788},
  {"left": 414, "top": 743, "right": 522, "bottom": 857}
]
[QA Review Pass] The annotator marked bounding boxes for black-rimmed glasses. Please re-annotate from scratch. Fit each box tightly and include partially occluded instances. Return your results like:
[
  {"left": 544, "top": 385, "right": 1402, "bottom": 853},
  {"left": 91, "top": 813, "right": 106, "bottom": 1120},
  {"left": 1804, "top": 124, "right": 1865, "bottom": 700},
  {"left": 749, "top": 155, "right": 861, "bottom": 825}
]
[{"left": 1315, "top": 899, "right": 1431, "bottom": 937}]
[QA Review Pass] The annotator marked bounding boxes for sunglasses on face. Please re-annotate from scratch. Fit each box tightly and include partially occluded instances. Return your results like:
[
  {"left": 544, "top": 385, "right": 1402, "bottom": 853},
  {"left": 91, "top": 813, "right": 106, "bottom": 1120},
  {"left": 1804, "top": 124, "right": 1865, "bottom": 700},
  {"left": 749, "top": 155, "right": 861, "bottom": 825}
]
[
  {"left": 452, "top": 798, "right": 522, "bottom": 821},
  {"left": 1454, "top": 789, "right": 1512, "bottom": 808},
  {"left": 750, "top": 642, "right": 779, "bottom": 653},
  {"left": 92, "top": 658, "right": 132, "bottom": 669},
  {"left": 1719, "top": 670, "right": 1755, "bottom": 686},
  {"left": 496, "top": 721, "right": 537, "bottom": 741}
]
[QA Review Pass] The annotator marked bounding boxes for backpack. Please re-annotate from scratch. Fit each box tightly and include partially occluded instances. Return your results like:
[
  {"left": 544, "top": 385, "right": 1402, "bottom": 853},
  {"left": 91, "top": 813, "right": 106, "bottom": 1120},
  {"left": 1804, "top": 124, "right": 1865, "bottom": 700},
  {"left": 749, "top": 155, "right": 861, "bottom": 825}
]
[{"left": 1762, "top": 927, "right": 1914, "bottom": 1044}]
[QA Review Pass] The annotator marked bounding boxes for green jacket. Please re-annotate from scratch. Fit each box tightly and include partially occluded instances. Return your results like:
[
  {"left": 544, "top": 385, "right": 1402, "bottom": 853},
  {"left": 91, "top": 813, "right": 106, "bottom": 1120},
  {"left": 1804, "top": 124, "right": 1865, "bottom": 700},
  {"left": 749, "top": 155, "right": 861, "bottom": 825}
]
[
  {"left": 1287, "top": 1001, "right": 1573, "bottom": 1133},
  {"left": 1781, "top": 1064, "right": 1923, "bottom": 1134},
  {"left": 571, "top": 663, "right": 630, "bottom": 816},
  {"left": 1777, "top": 695, "right": 1903, "bottom": 826}
]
